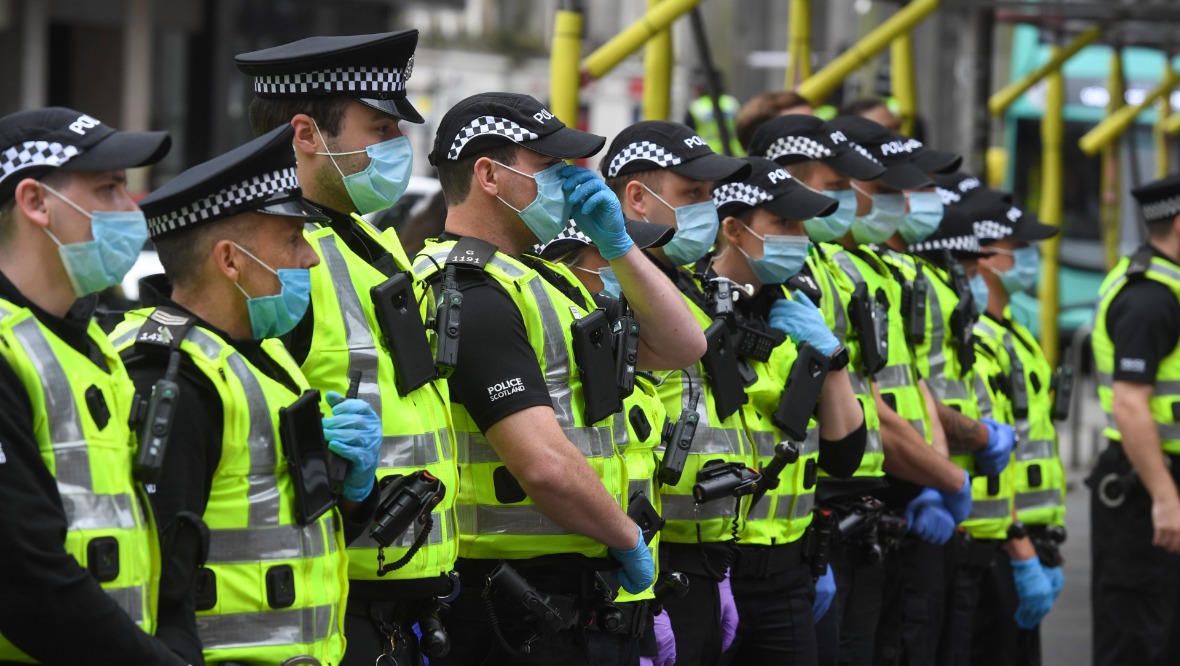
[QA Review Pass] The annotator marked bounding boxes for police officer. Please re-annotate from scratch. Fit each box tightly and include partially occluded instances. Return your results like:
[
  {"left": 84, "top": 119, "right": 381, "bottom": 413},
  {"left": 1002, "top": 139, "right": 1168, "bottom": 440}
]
[
  {"left": 236, "top": 33, "right": 459, "bottom": 664},
  {"left": 1088, "top": 174, "right": 1180, "bottom": 665},
  {"left": 413, "top": 92, "right": 702, "bottom": 665},
  {"left": 0, "top": 107, "right": 182, "bottom": 664},
  {"left": 110, "top": 126, "right": 383, "bottom": 665}
]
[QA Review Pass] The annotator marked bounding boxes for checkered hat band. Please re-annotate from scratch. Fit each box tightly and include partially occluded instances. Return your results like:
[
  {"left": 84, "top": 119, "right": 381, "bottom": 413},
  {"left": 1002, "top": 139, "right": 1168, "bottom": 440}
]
[
  {"left": 1143, "top": 194, "right": 1180, "bottom": 223},
  {"left": 606, "top": 141, "right": 683, "bottom": 177},
  {"left": 910, "top": 234, "right": 980, "bottom": 254},
  {"left": 937, "top": 187, "right": 961, "bottom": 206},
  {"left": 850, "top": 142, "right": 883, "bottom": 166},
  {"left": 713, "top": 182, "right": 773, "bottom": 209},
  {"left": 148, "top": 167, "right": 299, "bottom": 236},
  {"left": 764, "top": 136, "right": 833, "bottom": 161},
  {"left": 447, "top": 116, "right": 540, "bottom": 161},
  {"left": 973, "top": 219, "right": 1013, "bottom": 242},
  {"left": 0, "top": 141, "right": 80, "bottom": 182},
  {"left": 535, "top": 221, "right": 592, "bottom": 255},
  {"left": 254, "top": 65, "right": 408, "bottom": 96}
]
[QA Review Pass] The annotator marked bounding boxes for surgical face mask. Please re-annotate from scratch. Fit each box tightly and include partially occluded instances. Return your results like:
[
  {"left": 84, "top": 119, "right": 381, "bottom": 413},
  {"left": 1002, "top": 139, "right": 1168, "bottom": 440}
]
[
  {"left": 41, "top": 184, "right": 148, "bottom": 297},
  {"left": 899, "top": 190, "right": 944, "bottom": 243},
  {"left": 494, "top": 161, "right": 571, "bottom": 244},
  {"left": 572, "top": 264, "right": 621, "bottom": 298},
  {"left": 643, "top": 183, "right": 719, "bottom": 266},
  {"left": 850, "top": 183, "right": 906, "bottom": 245},
  {"left": 736, "top": 223, "right": 810, "bottom": 284},
  {"left": 969, "top": 272, "right": 989, "bottom": 314},
  {"left": 231, "top": 242, "right": 311, "bottom": 339},
  {"left": 990, "top": 245, "right": 1040, "bottom": 295},
  {"left": 804, "top": 189, "right": 857, "bottom": 242},
  {"left": 313, "top": 119, "right": 414, "bottom": 215}
]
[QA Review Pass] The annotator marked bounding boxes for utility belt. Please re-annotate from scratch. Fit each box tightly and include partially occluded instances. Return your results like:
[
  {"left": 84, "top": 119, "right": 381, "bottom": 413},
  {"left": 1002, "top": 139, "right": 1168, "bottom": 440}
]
[
  {"left": 350, "top": 595, "right": 450, "bottom": 662},
  {"left": 583, "top": 598, "right": 651, "bottom": 638},
  {"left": 948, "top": 530, "right": 1002, "bottom": 569},
  {"left": 730, "top": 540, "right": 808, "bottom": 581},
  {"left": 1088, "top": 440, "right": 1180, "bottom": 510},
  {"left": 809, "top": 497, "right": 908, "bottom": 574},
  {"left": 660, "top": 541, "right": 736, "bottom": 580}
]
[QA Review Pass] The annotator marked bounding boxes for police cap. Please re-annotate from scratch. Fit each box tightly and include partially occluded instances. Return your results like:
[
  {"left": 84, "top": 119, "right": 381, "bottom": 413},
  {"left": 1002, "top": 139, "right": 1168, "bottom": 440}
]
[
  {"left": 934, "top": 171, "right": 1007, "bottom": 207},
  {"left": 1132, "top": 173, "right": 1180, "bottom": 226},
  {"left": 712, "top": 157, "right": 838, "bottom": 222},
  {"left": 969, "top": 191, "right": 1057, "bottom": 245},
  {"left": 139, "top": 125, "right": 325, "bottom": 240},
  {"left": 828, "top": 115, "right": 933, "bottom": 190},
  {"left": 235, "top": 31, "right": 423, "bottom": 124},
  {"left": 600, "top": 120, "right": 750, "bottom": 182},
  {"left": 0, "top": 107, "right": 170, "bottom": 203},
  {"left": 429, "top": 92, "right": 604, "bottom": 165},
  {"left": 538, "top": 218, "right": 675, "bottom": 262},
  {"left": 909, "top": 196, "right": 989, "bottom": 257},
  {"left": 746, "top": 114, "right": 885, "bottom": 181}
]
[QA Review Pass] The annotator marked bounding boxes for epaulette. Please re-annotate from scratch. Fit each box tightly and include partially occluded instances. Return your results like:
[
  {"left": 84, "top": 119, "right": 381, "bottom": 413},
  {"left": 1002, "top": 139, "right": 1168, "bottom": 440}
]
[
  {"left": 133, "top": 306, "right": 196, "bottom": 354},
  {"left": 1126, "top": 247, "right": 1154, "bottom": 280}
]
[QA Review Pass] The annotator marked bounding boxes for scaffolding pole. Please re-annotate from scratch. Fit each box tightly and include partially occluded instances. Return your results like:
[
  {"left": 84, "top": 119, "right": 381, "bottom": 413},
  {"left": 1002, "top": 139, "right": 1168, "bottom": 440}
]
[
  {"left": 643, "top": 0, "right": 673, "bottom": 120},
  {"left": 1039, "top": 45, "right": 1064, "bottom": 368}
]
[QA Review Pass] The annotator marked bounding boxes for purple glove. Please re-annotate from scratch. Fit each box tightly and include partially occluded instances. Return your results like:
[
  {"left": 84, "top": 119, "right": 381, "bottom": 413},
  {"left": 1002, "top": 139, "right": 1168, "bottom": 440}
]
[
  {"left": 651, "top": 609, "right": 676, "bottom": 666},
  {"left": 719, "top": 569, "right": 739, "bottom": 652}
]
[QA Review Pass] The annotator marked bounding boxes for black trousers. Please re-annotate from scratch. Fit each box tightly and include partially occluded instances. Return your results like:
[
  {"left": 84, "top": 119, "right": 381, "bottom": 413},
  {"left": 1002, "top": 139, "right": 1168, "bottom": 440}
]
[
  {"left": 874, "top": 539, "right": 944, "bottom": 666},
  {"left": 815, "top": 539, "right": 886, "bottom": 666},
  {"left": 938, "top": 540, "right": 1021, "bottom": 666},
  {"left": 663, "top": 571, "right": 725, "bottom": 666},
  {"left": 341, "top": 599, "right": 425, "bottom": 666},
  {"left": 1091, "top": 443, "right": 1180, "bottom": 666},
  {"left": 726, "top": 556, "right": 817, "bottom": 665}
]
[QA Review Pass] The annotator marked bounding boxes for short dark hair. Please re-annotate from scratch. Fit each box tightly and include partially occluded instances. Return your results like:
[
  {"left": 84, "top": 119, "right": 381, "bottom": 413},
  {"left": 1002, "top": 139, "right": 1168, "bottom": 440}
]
[
  {"left": 1148, "top": 216, "right": 1179, "bottom": 240},
  {"left": 154, "top": 215, "right": 252, "bottom": 289},
  {"left": 435, "top": 144, "right": 520, "bottom": 207},
  {"left": 736, "top": 91, "right": 811, "bottom": 149},
  {"left": 604, "top": 168, "right": 664, "bottom": 199},
  {"left": 0, "top": 170, "right": 72, "bottom": 247},
  {"left": 248, "top": 95, "right": 351, "bottom": 138},
  {"left": 838, "top": 97, "right": 889, "bottom": 118}
]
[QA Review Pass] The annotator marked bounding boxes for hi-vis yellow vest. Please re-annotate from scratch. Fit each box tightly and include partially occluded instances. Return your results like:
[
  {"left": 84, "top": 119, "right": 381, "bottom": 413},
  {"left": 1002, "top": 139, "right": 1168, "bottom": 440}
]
[
  {"left": 303, "top": 217, "right": 457, "bottom": 582},
  {"left": 617, "top": 374, "right": 665, "bottom": 603},
  {"left": 111, "top": 311, "right": 348, "bottom": 665},
  {"left": 413, "top": 240, "right": 627, "bottom": 560},
  {"left": 0, "top": 300, "right": 160, "bottom": 663},
  {"left": 1093, "top": 252, "right": 1180, "bottom": 454}
]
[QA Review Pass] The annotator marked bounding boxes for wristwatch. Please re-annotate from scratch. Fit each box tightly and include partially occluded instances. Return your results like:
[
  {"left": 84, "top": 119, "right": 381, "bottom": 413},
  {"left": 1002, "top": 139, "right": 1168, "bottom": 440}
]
[
  {"left": 1007, "top": 521, "right": 1028, "bottom": 541},
  {"left": 827, "top": 345, "right": 850, "bottom": 372}
]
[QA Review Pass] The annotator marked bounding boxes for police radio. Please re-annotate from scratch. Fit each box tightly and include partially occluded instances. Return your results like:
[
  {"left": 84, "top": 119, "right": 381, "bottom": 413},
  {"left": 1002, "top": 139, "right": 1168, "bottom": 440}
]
[
  {"left": 905, "top": 265, "right": 927, "bottom": 346},
  {"left": 1052, "top": 363, "right": 1075, "bottom": 421},
  {"left": 133, "top": 351, "right": 181, "bottom": 484},
  {"left": 371, "top": 272, "right": 437, "bottom": 396},
  {"left": 1007, "top": 341, "right": 1030, "bottom": 420},
  {"left": 612, "top": 297, "right": 640, "bottom": 400},
  {"left": 850, "top": 283, "right": 887, "bottom": 376},
  {"left": 946, "top": 257, "right": 978, "bottom": 371},
  {"left": 658, "top": 382, "right": 700, "bottom": 487},
  {"left": 433, "top": 264, "right": 463, "bottom": 379}
]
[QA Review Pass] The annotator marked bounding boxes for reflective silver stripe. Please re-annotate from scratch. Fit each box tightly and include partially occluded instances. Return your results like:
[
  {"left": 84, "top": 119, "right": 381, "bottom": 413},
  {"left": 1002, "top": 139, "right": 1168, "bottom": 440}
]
[
  {"left": 794, "top": 492, "right": 815, "bottom": 518},
  {"left": 750, "top": 431, "right": 778, "bottom": 458},
  {"left": 351, "top": 508, "right": 454, "bottom": 550},
  {"left": 376, "top": 430, "right": 452, "bottom": 468},
  {"left": 926, "top": 375, "right": 970, "bottom": 402},
  {"left": 848, "top": 372, "right": 870, "bottom": 397},
  {"left": 974, "top": 374, "right": 994, "bottom": 419},
  {"left": 1016, "top": 438, "right": 1054, "bottom": 462},
  {"left": 969, "top": 498, "right": 1011, "bottom": 520},
  {"left": 613, "top": 408, "right": 630, "bottom": 451},
  {"left": 924, "top": 271, "right": 947, "bottom": 377},
  {"left": 661, "top": 495, "right": 738, "bottom": 521},
  {"left": 875, "top": 364, "right": 914, "bottom": 390},
  {"left": 206, "top": 522, "right": 327, "bottom": 563},
  {"left": 106, "top": 586, "right": 144, "bottom": 625},
  {"left": 456, "top": 427, "right": 612, "bottom": 464},
  {"left": 223, "top": 350, "right": 284, "bottom": 527},
  {"left": 909, "top": 419, "right": 926, "bottom": 439},
  {"left": 457, "top": 503, "right": 575, "bottom": 536},
  {"left": 629, "top": 479, "right": 653, "bottom": 500},
  {"left": 62, "top": 493, "right": 138, "bottom": 531},
  {"left": 831, "top": 251, "right": 866, "bottom": 287},
  {"left": 747, "top": 492, "right": 816, "bottom": 521},
  {"left": 814, "top": 257, "right": 848, "bottom": 340},
  {"left": 111, "top": 326, "right": 139, "bottom": 350},
  {"left": 800, "top": 428, "right": 820, "bottom": 457},
  {"left": 682, "top": 369, "right": 744, "bottom": 454},
  {"left": 523, "top": 265, "right": 578, "bottom": 428},
  {"left": 318, "top": 234, "right": 382, "bottom": 422},
  {"left": 486, "top": 254, "right": 529, "bottom": 279},
  {"left": 1162, "top": 423, "right": 1180, "bottom": 439},
  {"left": 1015, "top": 489, "right": 1064, "bottom": 511},
  {"left": 197, "top": 604, "right": 335, "bottom": 650},
  {"left": 865, "top": 427, "right": 882, "bottom": 454}
]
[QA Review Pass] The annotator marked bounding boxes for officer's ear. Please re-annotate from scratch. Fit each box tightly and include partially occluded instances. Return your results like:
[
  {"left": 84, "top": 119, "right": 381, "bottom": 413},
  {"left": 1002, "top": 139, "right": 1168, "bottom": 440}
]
[
  {"left": 472, "top": 156, "right": 502, "bottom": 197},
  {"left": 720, "top": 215, "right": 744, "bottom": 245},
  {"left": 12, "top": 178, "right": 50, "bottom": 230},
  {"left": 290, "top": 114, "right": 321, "bottom": 158},
  {"left": 211, "top": 238, "right": 245, "bottom": 283},
  {"left": 624, "top": 180, "right": 649, "bottom": 218}
]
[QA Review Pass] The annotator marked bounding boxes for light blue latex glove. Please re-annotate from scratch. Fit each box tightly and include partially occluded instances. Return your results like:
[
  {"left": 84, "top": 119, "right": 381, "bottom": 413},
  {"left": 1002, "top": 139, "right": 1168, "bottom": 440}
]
[
  {"left": 1011, "top": 557, "right": 1054, "bottom": 629},
  {"left": 904, "top": 487, "right": 956, "bottom": 545},
  {"left": 767, "top": 291, "right": 840, "bottom": 355},
  {"left": 975, "top": 417, "right": 1015, "bottom": 476},
  {"left": 719, "top": 568, "right": 738, "bottom": 652},
  {"left": 651, "top": 609, "right": 677, "bottom": 666},
  {"left": 939, "top": 471, "right": 973, "bottom": 524},
  {"left": 322, "top": 390, "right": 381, "bottom": 501},
  {"left": 561, "top": 165, "right": 633, "bottom": 260},
  {"left": 1042, "top": 563, "right": 1065, "bottom": 603},
  {"left": 812, "top": 565, "right": 836, "bottom": 623},
  {"left": 609, "top": 524, "right": 655, "bottom": 594}
]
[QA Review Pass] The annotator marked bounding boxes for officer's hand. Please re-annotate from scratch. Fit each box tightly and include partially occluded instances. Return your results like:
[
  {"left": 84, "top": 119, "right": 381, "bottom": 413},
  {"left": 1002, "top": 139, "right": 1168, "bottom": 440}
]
[
  {"left": 1152, "top": 497, "right": 1180, "bottom": 553},
  {"left": 561, "top": 165, "right": 633, "bottom": 260},
  {"left": 939, "top": 470, "right": 973, "bottom": 524},
  {"left": 651, "top": 610, "right": 677, "bottom": 666},
  {"left": 768, "top": 291, "right": 839, "bottom": 355},
  {"left": 1011, "top": 557, "right": 1054, "bottom": 629},
  {"left": 609, "top": 524, "right": 655, "bottom": 594},
  {"left": 974, "top": 417, "right": 1015, "bottom": 476},
  {"left": 812, "top": 565, "right": 837, "bottom": 623},
  {"left": 323, "top": 390, "right": 382, "bottom": 501},
  {"left": 1042, "top": 563, "right": 1065, "bottom": 603},
  {"left": 718, "top": 568, "right": 739, "bottom": 651},
  {"left": 904, "top": 488, "right": 955, "bottom": 545}
]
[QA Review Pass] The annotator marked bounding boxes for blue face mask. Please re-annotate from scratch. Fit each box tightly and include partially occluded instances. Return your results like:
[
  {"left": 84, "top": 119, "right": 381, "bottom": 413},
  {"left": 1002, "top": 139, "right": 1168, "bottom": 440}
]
[
  {"left": 805, "top": 189, "right": 857, "bottom": 242},
  {"left": 42, "top": 184, "right": 148, "bottom": 297},
  {"left": 969, "top": 272, "right": 989, "bottom": 314},
  {"left": 851, "top": 187, "right": 906, "bottom": 245},
  {"left": 643, "top": 184, "right": 719, "bottom": 267},
  {"left": 231, "top": 243, "right": 312, "bottom": 339},
  {"left": 495, "top": 161, "right": 571, "bottom": 244},
  {"left": 599, "top": 266, "right": 621, "bottom": 298},
  {"left": 993, "top": 245, "right": 1040, "bottom": 295},
  {"left": 313, "top": 120, "right": 414, "bottom": 215},
  {"left": 738, "top": 223, "right": 811, "bottom": 285},
  {"left": 899, "top": 190, "right": 944, "bottom": 243}
]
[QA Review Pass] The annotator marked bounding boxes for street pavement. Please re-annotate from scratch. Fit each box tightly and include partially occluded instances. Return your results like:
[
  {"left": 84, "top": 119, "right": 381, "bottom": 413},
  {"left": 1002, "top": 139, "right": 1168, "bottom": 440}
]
[{"left": 1041, "top": 478, "right": 1091, "bottom": 666}]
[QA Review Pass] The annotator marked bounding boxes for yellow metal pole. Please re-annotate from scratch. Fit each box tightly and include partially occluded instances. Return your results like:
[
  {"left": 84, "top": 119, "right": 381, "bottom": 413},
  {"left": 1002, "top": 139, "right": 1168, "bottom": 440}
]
[
  {"left": 892, "top": 32, "right": 917, "bottom": 136},
  {"left": 989, "top": 27, "right": 1101, "bottom": 117},
  {"left": 1156, "top": 59, "right": 1173, "bottom": 178},
  {"left": 582, "top": 0, "right": 701, "bottom": 80},
  {"left": 1166, "top": 109, "right": 1180, "bottom": 135},
  {"left": 786, "top": 0, "right": 812, "bottom": 89},
  {"left": 550, "top": 9, "right": 583, "bottom": 128},
  {"left": 796, "top": 0, "right": 939, "bottom": 105},
  {"left": 1100, "top": 48, "right": 1125, "bottom": 270},
  {"left": 1038, "top": 46, "right": 1064, "bottom": 368},
  {"left": 1080, "top": 67, "right": 1180, "bottom": 156},
  {"left": 643, "top": 0, "right": 672, "bottom": 120}
]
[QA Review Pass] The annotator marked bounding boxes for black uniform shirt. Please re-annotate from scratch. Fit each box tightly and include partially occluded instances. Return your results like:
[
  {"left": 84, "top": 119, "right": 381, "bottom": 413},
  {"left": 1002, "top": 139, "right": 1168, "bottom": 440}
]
[
  {"left": 0, "top": 271, "right": 184, "bottom": 665},
  {"left": 1106, "top": 245, "right": 1180, "bottom": 384}
]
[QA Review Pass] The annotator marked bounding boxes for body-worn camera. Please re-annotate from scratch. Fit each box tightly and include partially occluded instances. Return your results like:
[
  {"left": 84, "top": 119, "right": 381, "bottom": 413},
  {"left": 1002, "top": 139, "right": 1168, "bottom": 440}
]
[
  {"left": 1051, "top": 363, "right": 1074, "bottom": 421},
  {"left": 434, "top": 265, "right": 463, "bottom": 379},
  {"left": 657, "top": 395, "right": 700, "bottom": 487},
  {"left": 369, "top": 471, "right": 446, "bottom": 549},
  {"left": 850, "top": 283, "right": 888, "bottom": 376},
  {"left": 692, "top": 460, "right": 761, "bottom": 503}
]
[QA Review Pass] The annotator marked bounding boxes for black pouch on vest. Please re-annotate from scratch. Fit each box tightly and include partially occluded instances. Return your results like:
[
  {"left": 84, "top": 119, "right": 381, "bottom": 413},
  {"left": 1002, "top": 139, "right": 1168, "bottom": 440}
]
[
  {"left": 87, "top": 536, "right": 120, "bottom": 582},
  {"left": 372, "top": 272, "right": 437, "bottom": 396},
  {"left": 265, "top": 564, "right": 296, "bottom": 609},
  {"left": 193, "top": 568, "right": 217, "bottom": 611},
  {"left": 629, "top": 405, "right": 652, "bottom": 443},
  {"left": 850, "top": 283, "right": 886, "bottom": 376},
  {"left": 701, "top": 320, "right": 748, "bottom": 422},
  {"left": 627, "top": 491, "right": 664, "bottom": 544},
  {"left": 773, "top": 342, "right": 829, "bottom": 442},
  {"left": 905, "top": 268, "right": 927, "bottom": 346},
  {"left": 279, "top": 390, "right": 335, "bottom": 525},
  {"left": 572, "top": 308, "right": 622, "bottom": 424},
  {"left": 1051, "top": 363, "right": 1074, "bottom": 421}
]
